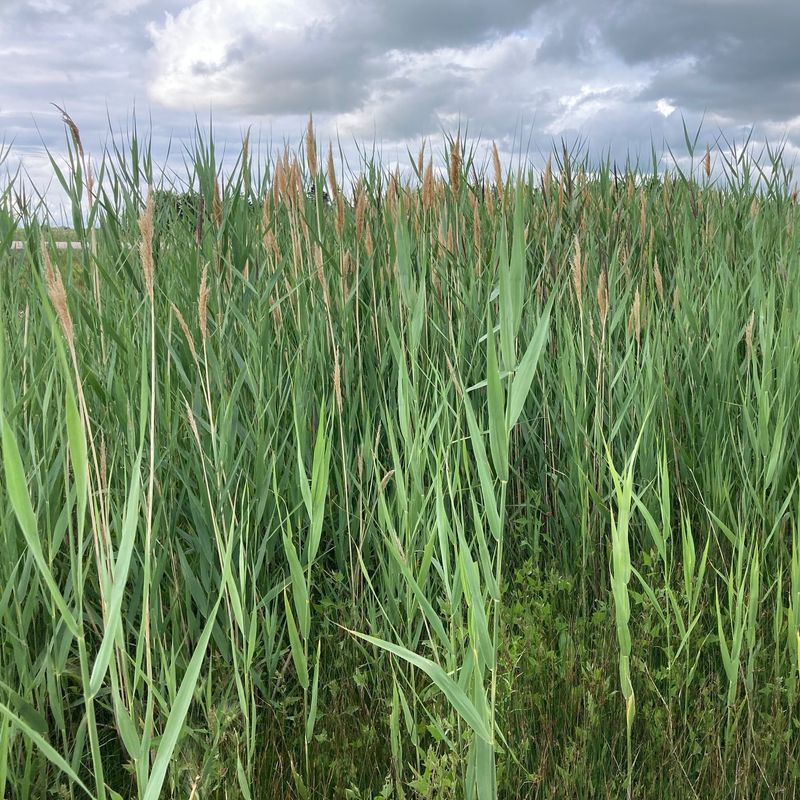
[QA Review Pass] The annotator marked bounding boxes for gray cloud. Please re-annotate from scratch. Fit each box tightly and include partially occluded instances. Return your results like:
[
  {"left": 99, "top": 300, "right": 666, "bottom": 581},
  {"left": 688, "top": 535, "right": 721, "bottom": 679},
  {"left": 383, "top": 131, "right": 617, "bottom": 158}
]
[{"left": 1, "top": 0, "right": 798, "bottom": 212}]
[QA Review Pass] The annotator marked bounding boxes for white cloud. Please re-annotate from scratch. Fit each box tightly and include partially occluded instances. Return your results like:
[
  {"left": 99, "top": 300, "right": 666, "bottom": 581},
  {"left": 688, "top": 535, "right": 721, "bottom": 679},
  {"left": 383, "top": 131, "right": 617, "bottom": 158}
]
[
  {"left": 146, "top": 0, "right": 338, "bottom": 109},
  {"left": 656, "top": 98, "right": 676, "bottom": 117}
]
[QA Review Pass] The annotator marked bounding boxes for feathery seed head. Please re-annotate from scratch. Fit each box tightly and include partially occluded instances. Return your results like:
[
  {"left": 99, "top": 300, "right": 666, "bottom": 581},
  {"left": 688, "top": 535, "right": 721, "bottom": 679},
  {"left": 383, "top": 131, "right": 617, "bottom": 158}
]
[
  {"left": 306, "top": 114, "right": 317, "bottom": 176},
  {"left": 139, "top": 190, "right": 155, "bottom": 302},
  {"left": 42, "top": 243, "right": 74, "bottom": 349}
]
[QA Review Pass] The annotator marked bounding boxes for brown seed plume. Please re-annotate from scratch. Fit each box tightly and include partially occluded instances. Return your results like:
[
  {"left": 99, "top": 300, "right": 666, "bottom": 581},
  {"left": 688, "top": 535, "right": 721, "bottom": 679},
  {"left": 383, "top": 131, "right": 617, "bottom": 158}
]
[
  {"left": 485, "top": 180, "right": 494, "bottom": 215},
  {"left": 333, "top": 346, "right": 343, "bottom": 416},
  {"left": 139, "top": 191, "right": 155, "bottom": 302},
  {"left": 171, "top": 303, "right": 199, "bottom": 365},
  {"left": 198, "top": 264, "right": 209, "bottom": 343},
  {"left": 326, "top": 143, "right": 338, "bottom": 199},
  {"left": 653, "top": 257, "right": 664, "bottom": 302},
  {"left": 42, "top": 243, "right": 74, "bottom": 349},
  {"left": 543, "top": 157, "right": 552, "bottom": 199},
  {"left": 639, "top": 190, "right": 647, "bottom": 234},
  {"left": 492, "top": 141, "right": 503, "bottom": 201},
  {"left": 422, "top": 159, "right": 434, "bottom": 211},
  {"left": 272, "top": 158, "right": 284, "bottom": 208},
  {"left": 449, "top": 137, "right": 461, "bottom": 195},
  {"left": 572, "top": 234, "right": 583, "bottom": 314},
  {"left": 704, "top": 144, "right": 711, "bottom": 179},
  {"left": 336, "top": 193, "right": 345, "bottom": 237},
  {"left": 52, "top": 104, "right": 84, "bottom": 161},
  {"left": 597, "top": 271, "right": 608, "bottom": 330},
  {"left": 417, "top": 139, "right": 426, "bottom": 178},
  {"left": 306, "top": 114, "right": 317, "bottom": 176},
  {"left": 744, "top": 310, "right": 755, "bottom": 358},
  {"left": 355, "top": 184, "right": 366, "bottom": 241}
]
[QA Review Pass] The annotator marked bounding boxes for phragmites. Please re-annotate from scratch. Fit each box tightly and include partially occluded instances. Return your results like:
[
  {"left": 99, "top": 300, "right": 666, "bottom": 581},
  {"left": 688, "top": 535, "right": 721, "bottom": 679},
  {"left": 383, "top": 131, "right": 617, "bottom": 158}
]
[
  {"left": 139, "top": 191, "right": 155, "bottom": 302},
  {"left": 171, "top": 303, "right": 199, "bottom": 365},
  {"left": 332, "top": 346, "right": 343, "bottom": 416},
  {"left": 744, "top": 310, "right": 755, "bottom": 358},
  {"left": 543, "top": 157, "right": 552, "bottom": 199},
  {"left": 387, "top": 168, "right": 399, "bottom": 215},
  {"left": 314, "top": 245, "right": 331, "bottom": 312},
  {"left": 449, "top": 137, "right": 461, "bottom": 195},
  {"left": 335, "top": 194, "right": 346, "bottom": 237},
  {"left": 704, "top": 144, "right": 712, "bottom": 179},
  {"left": 472, "top": 194, "right": 481, "bottom": 259},
  {"left": 52, "top": 103, "right": 84, "bottom": 161},
  {"left": 241, "top": 128, "right": 250, "bottom": 167},
  {"left": 198, "top": 264, "right": 209, "bottom": 343},
  {"left": 597, "top": 270, "right": 608, "bottom": 330},
  {"left": 365, "top": 224, "right": 374, "bottom": 256},
  {"left": 326, "top": 143, "right": 338, "bottom": 199},
  {"left": 42, "top": 243, "right": 74, "bottom": 350},
  {"left": 355, "top": 183, "right": 366, "bottom": 241},
  {"left": 492, "top": 141, "right": 503, "bottom": 202},
  {"left": 639, "top": 190, "right": 647, "bottom": 234},
  {"left": 417, "top": 139, "right": 426, "bottom": 178},
  {"left": 306, "top": 114, "right": 317, "bottom": 177},
  {"left": 572, "top": 234, "right": 583, "bottom": 314},
  {"left": 653, "top": 257, "right": 664, "bottom": 302},
  {"left": 272, "top": 155, "right": 285, "bottom": 208},
  {"left": 422, "top": 159, "right": 434, "bottom": 211}
]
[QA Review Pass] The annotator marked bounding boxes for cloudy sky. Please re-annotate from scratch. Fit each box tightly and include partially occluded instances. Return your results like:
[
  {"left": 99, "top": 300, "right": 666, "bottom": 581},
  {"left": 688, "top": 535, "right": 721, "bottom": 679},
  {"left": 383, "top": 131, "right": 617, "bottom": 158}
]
[{"left": 1, "top": 0, "right": 799, "bottom": 210}]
